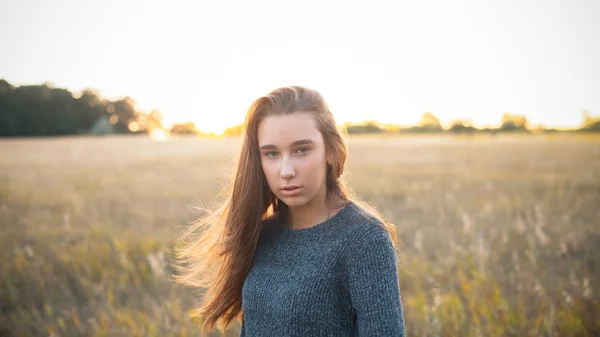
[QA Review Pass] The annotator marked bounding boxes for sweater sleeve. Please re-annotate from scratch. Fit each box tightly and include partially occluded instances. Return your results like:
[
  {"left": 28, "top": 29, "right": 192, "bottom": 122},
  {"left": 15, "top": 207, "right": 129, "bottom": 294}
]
[{"left": 346, "top": 225, "right": 406, "bottom": 336}]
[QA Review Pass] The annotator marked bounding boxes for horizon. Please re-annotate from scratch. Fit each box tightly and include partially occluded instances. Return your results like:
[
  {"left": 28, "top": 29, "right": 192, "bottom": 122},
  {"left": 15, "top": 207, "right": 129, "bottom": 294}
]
[
  {"left": 1, "top": 0, "right": 598, "bottom": 134},
  {"left": 1, "top": 77, "right": 595, "bottom": 134}
]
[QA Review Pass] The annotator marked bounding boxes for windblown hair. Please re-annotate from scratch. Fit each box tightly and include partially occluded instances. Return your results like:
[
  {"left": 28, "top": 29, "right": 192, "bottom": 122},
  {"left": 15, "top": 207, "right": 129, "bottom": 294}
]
[{"left": 174, "top": 86, "right": 398, "bottom": 334}]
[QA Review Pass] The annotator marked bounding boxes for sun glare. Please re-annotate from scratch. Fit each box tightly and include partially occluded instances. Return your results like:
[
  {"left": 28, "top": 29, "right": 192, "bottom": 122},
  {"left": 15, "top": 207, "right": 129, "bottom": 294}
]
[
  {"left": 0, "top": 1, "right": 596, "bottom": 134},
  {"left": 149, "top": 128, "right": 170, "bottom": 141}
]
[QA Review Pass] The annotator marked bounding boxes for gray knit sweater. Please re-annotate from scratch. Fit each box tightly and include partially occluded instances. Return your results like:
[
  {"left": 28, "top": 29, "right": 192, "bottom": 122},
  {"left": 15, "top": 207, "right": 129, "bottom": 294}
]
[{"left": 240, "top": 201, "right": 406, "bottom": 336}]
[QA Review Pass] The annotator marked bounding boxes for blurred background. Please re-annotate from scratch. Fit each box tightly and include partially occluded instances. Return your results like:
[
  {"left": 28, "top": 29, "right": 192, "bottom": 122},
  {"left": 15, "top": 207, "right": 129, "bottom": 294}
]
[{"left": 1, "top": 0, "right": 599, "bottom": 336}]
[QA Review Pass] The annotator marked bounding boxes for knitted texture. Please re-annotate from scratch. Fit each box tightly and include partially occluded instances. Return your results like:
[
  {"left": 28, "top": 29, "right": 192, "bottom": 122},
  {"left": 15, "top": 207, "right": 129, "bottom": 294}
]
[{"left": 240, "top": 201, "right": 406, "bottom": 336}]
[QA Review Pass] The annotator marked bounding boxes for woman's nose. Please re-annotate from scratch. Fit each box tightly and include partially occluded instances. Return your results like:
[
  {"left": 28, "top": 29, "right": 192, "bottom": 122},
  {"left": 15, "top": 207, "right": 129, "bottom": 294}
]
[{"left": 280, "top": 157, "right": 296, "bottom": 179}]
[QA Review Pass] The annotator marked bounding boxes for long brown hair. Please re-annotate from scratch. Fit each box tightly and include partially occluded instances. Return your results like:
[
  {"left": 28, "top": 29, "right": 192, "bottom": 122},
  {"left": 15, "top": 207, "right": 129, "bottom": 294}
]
[{"left": 174, "top": 86, "right": 398, "bottom": 334}]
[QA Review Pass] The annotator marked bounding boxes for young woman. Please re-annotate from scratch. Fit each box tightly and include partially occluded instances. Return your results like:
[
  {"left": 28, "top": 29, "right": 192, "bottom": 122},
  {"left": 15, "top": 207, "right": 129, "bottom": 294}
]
[{"left": 176, "top": 86, "right": 406, "bottom": 336}]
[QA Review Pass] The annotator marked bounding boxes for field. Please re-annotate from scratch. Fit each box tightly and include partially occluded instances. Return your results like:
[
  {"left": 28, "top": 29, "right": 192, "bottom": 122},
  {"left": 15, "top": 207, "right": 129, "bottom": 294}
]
[{"left": 1, "top": 134, "right": 599, "bottom": 336}]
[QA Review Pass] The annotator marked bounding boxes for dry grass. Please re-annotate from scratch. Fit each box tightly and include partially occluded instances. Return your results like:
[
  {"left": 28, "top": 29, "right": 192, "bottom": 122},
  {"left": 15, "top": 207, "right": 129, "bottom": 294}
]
[{"left": 1, "top": 134, "right": 599, "bottom": 336}]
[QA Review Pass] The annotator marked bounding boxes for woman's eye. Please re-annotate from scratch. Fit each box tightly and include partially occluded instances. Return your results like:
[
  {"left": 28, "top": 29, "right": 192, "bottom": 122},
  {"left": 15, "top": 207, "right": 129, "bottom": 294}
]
[
  {"left": 265, "top": 151, "right": 278, "bottom": 157},
  {"left": 297, "top": 147, "right": 310, "bottom": 154}
]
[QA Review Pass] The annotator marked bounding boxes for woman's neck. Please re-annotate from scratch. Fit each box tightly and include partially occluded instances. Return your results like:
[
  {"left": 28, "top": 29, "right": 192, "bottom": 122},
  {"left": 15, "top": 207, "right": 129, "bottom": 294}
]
[{"left": 285, "top": 194, "right": 346, "bottom": 230}]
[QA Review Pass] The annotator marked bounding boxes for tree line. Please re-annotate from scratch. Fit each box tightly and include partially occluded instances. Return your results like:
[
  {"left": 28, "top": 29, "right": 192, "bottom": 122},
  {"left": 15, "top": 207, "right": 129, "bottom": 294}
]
[
  {"left": 340, "top": 112, "right": 600, "bottom": 135},
  {"left": 221, "top": 112, "right": 600, "bottom": 137},
  {"left": 1, "top": 79, "right": 598, "bottom": 137},
  {"left": 0, "top": 79, "right": 166, "bottom": 137}
]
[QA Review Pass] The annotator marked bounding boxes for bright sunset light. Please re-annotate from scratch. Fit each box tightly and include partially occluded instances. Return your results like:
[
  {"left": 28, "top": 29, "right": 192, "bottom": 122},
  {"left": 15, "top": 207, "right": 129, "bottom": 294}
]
[{"left": 1, "top": 0, "right": 598, "bottom": 134}]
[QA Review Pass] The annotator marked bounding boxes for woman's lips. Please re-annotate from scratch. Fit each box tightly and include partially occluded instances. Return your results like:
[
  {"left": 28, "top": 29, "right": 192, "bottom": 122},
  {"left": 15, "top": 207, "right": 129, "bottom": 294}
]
[{"left": 280, "top": 186, "right": 302, "bottom": 196}]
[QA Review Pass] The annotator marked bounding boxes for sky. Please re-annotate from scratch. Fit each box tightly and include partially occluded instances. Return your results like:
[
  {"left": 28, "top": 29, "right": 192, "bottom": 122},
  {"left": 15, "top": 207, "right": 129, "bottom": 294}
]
[{"left": 1, "top": 0, "right": 598, "bottom": 134}]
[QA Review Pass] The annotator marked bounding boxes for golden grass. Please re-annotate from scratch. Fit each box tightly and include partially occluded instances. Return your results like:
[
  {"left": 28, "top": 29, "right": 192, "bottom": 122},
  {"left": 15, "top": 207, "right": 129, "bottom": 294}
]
[{"left": 1, "top": 134, "right": 599, "bottom": 336}]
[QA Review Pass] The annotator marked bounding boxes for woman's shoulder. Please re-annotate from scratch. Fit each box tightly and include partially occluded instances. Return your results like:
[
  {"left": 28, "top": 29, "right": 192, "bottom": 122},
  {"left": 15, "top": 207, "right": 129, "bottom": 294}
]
[
  {"left": 342, "top": 202, "right": 388, "bottom": 235},
  {"left": 339, "top": 203, "right": 397, "bottom": 263}
]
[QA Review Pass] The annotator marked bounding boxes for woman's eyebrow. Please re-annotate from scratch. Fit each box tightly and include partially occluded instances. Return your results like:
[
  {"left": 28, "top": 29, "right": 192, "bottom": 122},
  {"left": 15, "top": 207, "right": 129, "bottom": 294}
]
[
  {"left": 259, "top": 139, "right": 314, "bottom": 150},
  {"left": 291, "top": 139, "right": 314, "bottom": 146}
]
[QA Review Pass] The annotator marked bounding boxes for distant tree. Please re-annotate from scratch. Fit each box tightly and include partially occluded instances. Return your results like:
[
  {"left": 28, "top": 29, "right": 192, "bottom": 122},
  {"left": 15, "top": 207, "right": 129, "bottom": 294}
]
[
  {"left": 73, "top": 89, "right": 106, "bottom": 133},
  {"left": 583, "top": 110, "right": 592, "bottom": 124},
  {"left": 344, "top": 121, "right": 383, "bottom": 134},
  {"left": 0, "top": 79, "right": 153, "bottom": 137},
  {"left": 134, "top": 108, "right": 165, "bottom": 133},
  {"left": 410, "top": 112, "right": 443, "bottom": 132},
  {"left": 396, "top": 113, "right": 443, "bottom": 133},
  {"left": 419, "top": 113, "right": 442, "bottom": 129},
  {"left": 89, "top": 115, "right": 116, "bottom": 135},
  {"left": 500, "top": 113, "right": 530, "bottom": 132},
  {"left": 145, "top": 109, "right": 164, "bottom": 130},
  {"left": 479, "top": 127, "right": 494, "bottom": 135},
  {"left": 109, "top": 97, "right": 139, "bottom": 133},
  {"left": 45, "top": 86, "right": 76, "bottom": 135},
  {"left": 0, "top": 79, "right": 17, "bottom": 136},
  {"left": 580, "top": 110, "right": 600, "bottom": 132},
  {"left": 531, "top": 124, "right": 559, "bottom": 133},
  {"left": 449, "top": 120, "right": 478, "bottom": 133},
  {"left": 542, "top": 128, "right": 560, "bottom": 133},
  {"left": 170, "top": 122, "right": 200, "bottom": 135},
  {"left": 0, "top": 79, "right": 10, "bottom": 94},
  {"left": 222, "top": 123, "right": 244, "bottom": 137},
  {"left": 380, "top": 123, "right": 402, "bottom": 133}
]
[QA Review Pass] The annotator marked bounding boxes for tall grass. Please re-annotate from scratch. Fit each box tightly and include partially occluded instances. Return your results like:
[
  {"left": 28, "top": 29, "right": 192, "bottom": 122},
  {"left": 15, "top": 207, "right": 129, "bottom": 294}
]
[{"left": 1, "top": 134, "right": 598, "bottom": 336}]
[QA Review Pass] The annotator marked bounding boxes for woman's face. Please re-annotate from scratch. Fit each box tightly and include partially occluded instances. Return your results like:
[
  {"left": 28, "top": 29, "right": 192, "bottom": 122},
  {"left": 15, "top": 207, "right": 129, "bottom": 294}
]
[{"left": 257, "top": 112, "right": 328, "bottom": 209}]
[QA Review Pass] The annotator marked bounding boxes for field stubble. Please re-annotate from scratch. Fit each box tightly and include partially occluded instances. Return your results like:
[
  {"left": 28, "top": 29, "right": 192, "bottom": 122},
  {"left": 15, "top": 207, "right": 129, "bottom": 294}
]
[{"left": 1, "top": 134, "right": 599, "bottom": 336}]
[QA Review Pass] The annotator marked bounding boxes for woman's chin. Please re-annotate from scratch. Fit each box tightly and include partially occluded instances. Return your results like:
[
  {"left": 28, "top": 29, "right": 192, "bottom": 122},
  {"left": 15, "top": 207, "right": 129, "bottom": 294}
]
[{"left": 279, "top": 196, "right": 308, "bottom": 208}]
